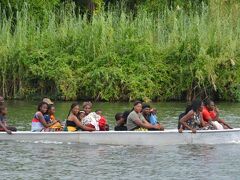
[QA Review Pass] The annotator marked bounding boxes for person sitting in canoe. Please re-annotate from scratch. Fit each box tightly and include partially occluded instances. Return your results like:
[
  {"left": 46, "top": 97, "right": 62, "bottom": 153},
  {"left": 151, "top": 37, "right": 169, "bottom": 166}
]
[
  {"left": 66, "top": 103, "right": 95, "bottom": 132},
  {"left": 142, "top": 104, "right": 164, "bottom": 130},
  {"left": 202, "top": 99, "right": 232, "bottom": 129},
  {"left": 127, "top": 101, "right": 164, "bottom": 131},
  {"left": 31, "top": 102, "right": 58, "bottom": 132},
  {"left": 114, "top": 112, "right": 127, "bottom": 131},
  {"left": 0, "top": 106, "right": 17, "bottom": 134},
  {"left": 179, "top": 100, "right": 206, "bottom": 133},
  {"left": 81, "top": 102, "right": 101, "bottom": 130},
  {"left": 96, "top": 109, "right": 109, "bottom": 131},
  {"left": 44, "top": 104, "right": 63, "bottom": 131}
]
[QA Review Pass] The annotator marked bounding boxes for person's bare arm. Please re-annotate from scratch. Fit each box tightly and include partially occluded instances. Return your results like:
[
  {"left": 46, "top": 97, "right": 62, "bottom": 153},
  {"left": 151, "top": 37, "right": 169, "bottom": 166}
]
[
  {"left": 37, "top": 113, "right": 56, "bottom": 128},
  {"left": 134, "top": 118, "right": 159, "bottom": 130},
  {"left": 0, "top": 121, "right": 11, "bottom": 134},
  {"left": 200, "top": 113, "right": 207, "bottom": 127},
  {"left": 72, "top": 117, "right": 95, "bottom": 131},
  {"left": 214, "top": 108, "right": 232, "bottom": 129},
  {"left": 217, "top": 118, "right": 233, "bottom": 129},
  {"left": 180, "top": 111, "right": 196, "bottom": 133}
]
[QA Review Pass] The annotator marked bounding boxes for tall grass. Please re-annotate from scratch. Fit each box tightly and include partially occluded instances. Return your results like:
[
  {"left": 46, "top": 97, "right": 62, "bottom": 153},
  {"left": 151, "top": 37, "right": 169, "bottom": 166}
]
[{"left": 0, "top": 2, "right": 239, "bottom": 101}]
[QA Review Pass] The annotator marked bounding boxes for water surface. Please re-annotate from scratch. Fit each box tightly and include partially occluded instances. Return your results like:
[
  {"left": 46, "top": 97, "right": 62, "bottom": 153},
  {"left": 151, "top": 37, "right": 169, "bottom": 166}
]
[{"left": 1, "top": 101, "right": 240, "bottom": 179}]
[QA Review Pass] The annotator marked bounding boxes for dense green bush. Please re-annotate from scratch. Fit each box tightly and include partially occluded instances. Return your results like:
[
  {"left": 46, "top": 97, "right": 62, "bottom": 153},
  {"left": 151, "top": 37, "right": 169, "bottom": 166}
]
[{"left": 0, "top": 1, "right": 239, "bottom": 101}]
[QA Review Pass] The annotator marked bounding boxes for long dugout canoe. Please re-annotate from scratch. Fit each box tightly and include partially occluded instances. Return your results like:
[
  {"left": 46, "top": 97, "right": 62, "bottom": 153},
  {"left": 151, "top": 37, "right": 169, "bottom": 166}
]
[{"left": 0, "top": 129, "right": 240, "bottom": 146}]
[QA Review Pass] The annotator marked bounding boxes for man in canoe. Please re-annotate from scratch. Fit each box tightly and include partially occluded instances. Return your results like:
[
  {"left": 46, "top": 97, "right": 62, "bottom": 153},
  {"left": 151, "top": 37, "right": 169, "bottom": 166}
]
[
  {"left": 126, "top": 101, "right": 163, "bottom": 131},
  {"left": 202, "top": 100, "right": 232, "bottom": 129},
  {"left": 141, "top": 104, "right": 164, "bottom": 130}
]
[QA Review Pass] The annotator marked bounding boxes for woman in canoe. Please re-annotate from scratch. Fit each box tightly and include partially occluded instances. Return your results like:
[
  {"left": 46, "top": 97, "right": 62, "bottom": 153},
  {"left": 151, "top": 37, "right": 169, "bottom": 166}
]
[
  {"left": 126, "top": 101, "right": 163, "bottom": 131},
  {"left": 81, "top": 102, "right": 108, "bottom": 131},
  {"left": 31, "top": 102, "right": 58, "bottom": 132},
  {"left": 179, "top": 99, "right": 205, "bottom": 133},
  {"left": 66, "top": 103, "right": 95, "bottom": 132}
]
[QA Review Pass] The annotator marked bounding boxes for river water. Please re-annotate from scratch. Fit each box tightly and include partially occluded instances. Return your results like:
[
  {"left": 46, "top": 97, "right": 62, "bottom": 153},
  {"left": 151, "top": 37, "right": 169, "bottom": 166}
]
[{"left": 1, "top": 101, "right": 240, "bottom": 179}]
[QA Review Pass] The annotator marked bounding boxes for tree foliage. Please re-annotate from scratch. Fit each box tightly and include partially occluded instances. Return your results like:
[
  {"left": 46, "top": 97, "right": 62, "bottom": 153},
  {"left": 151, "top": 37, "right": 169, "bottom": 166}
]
[{"left": 0, "top": 0, "right": 239, "bottom": 101}]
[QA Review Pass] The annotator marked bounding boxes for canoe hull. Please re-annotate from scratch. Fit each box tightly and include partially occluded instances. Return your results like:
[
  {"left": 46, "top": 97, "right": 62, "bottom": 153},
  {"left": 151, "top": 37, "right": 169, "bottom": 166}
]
[{"left": 0, "top": 129, "right": 240, "bottom": 146}]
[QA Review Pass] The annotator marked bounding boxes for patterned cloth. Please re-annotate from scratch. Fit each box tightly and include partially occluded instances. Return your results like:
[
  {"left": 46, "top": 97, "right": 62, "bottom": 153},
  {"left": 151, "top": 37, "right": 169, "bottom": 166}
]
[{"left": 82, "top": 112, "right": 100, "bottom": 130}]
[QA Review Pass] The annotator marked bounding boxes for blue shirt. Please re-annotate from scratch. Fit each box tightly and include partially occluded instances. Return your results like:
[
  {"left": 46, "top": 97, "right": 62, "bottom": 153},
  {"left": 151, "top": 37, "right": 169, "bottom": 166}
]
[
  {"left": 43, "top": 114, "right": 51, "bottom": 123},
  {"left": 149, "top": 114, "right": 158, "bottom": 125}
]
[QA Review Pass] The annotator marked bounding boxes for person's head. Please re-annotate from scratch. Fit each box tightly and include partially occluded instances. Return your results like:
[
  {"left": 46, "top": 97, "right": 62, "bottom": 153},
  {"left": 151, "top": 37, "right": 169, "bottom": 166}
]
[
  {"left": 95, "top": 109, "right": 102, "bottom": 116},
  {"left": 133, "top": 101, "right": 142, "bottom": 113},
  {"left": 191, "top": 99, "right": 203, "bottom": 113},
  {"left": 205, "top": 99, "right": 215, "bottom": 111},
  {"left": 37, "top": 102, "right": 48, "bottom": 114},
  {"left": 48, "top": 104, "right": 55, "bottom": 115},
  {"left": 69, "top": 102, "right": 80, "bottom": 116},
  {"left": 78, "top": 111, "right": 85, "bottom": 120},
  {"left": 83, "top": 101, "right": 92, "bottom": 115},
  {"left": 142, "top": 104, "right": 151, "bottom": 115},
  {"left": 42, "top": 98, "right": 54, "bottom": 105},
  {"left": 0, "top": 106, "right": 7, "bottom": 115},
  {"left": 115, "top": 112, "right": 123, "bottom": 121}
]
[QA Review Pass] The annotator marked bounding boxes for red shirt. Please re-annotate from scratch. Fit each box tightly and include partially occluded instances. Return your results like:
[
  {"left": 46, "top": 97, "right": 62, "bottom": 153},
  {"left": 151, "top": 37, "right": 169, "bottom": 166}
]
[
  {"left": 98, "top": 116, "right": 107, "bottom": 131},
  {"left": 202, "top": 106, "right": 217, "bottom": 122}
]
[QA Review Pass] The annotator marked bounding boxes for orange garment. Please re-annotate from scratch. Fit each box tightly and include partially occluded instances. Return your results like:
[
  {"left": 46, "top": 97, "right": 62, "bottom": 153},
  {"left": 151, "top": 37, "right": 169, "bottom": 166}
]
[{"left": 49, "top": 115, "right": 62, "bottom": 131}]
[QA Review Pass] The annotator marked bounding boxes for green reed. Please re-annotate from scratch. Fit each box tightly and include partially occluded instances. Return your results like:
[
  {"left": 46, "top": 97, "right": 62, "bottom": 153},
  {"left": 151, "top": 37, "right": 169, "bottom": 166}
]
[{"left": 0, "top": 1, "right": 239, "bottom": 101}]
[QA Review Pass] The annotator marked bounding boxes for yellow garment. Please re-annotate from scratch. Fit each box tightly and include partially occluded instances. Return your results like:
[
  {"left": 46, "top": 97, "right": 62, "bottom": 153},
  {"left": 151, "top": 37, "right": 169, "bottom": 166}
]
[
  {"left": 134, "top": 127, "right": 148, "bottom": 131},
  {"left": 49, "top": 122, "right": 62, "bottom": 129},
  {"left": 67, "top": 126, "right": 77, "bottom": 132}
]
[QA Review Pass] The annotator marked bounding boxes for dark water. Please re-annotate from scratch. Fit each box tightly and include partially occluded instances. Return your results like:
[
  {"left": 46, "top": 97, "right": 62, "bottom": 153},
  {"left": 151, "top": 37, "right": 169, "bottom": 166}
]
[{"left": 1, "top": 101, "right": 240, "bottom": 179}]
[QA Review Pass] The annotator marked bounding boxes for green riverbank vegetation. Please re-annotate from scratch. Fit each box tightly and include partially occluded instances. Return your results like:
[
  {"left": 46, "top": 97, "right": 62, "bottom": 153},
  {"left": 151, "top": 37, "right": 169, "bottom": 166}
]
[{"left": 0, "top": 0, "right": 239, "bottom": 101}]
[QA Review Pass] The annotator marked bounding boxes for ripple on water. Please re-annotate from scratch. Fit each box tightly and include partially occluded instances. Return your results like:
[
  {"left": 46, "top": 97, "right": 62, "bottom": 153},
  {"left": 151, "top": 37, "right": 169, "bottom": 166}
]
[{"left": 1, "top": 101, "right": 240, "bottom": 179}]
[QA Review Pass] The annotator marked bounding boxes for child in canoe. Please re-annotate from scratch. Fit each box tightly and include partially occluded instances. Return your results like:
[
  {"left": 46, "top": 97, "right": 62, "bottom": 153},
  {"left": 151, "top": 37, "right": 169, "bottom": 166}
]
[
  {"left": 31, "top": 102, "right": 58, "bottom": 132},
  {"left": 0, "top": 106, "right": 17, "bottom": 134},
  {"left": 44, "top": 104, "right": 62, "bottom": 131},
  {"left": 96, "top": 109, "right": 109, "bottom": 131},
  {"left": 114, "top": 112, "right": 127, "bottom": 131}
]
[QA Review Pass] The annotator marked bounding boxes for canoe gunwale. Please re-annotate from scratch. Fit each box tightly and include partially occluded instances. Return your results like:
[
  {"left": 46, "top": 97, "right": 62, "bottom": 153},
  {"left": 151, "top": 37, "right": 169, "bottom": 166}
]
[{"left": 1, "top": 128, "right": 240, "bottom": 135}]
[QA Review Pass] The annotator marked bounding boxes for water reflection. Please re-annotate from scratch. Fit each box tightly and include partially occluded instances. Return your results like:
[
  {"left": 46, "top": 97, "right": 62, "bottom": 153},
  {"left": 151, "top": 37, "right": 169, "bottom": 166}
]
[{"left": 177, "top": 144, "right": 215, "bottom": 157}]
